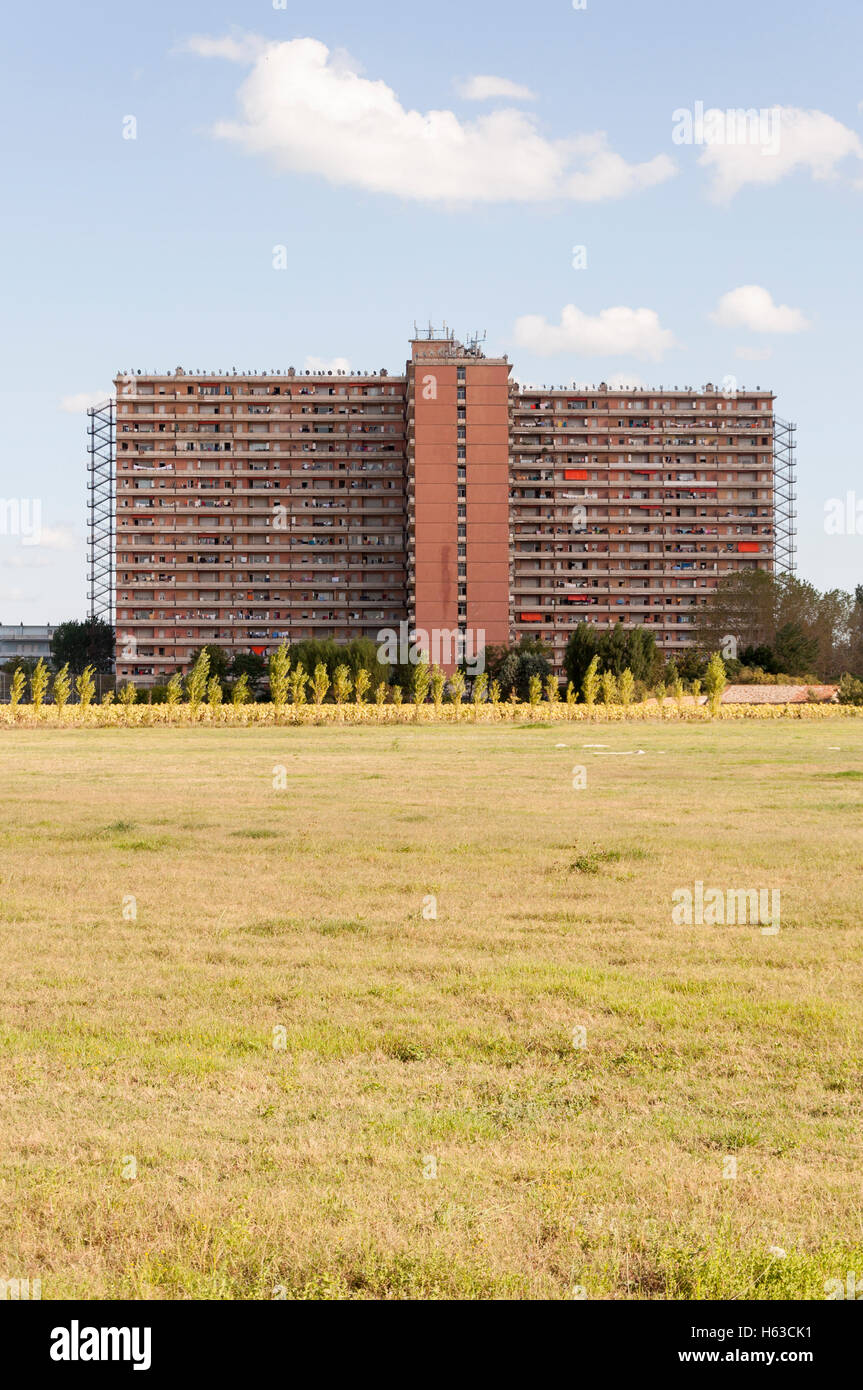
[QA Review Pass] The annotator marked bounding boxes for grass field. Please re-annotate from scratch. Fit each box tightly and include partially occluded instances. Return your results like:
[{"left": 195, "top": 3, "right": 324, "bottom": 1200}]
[{"left": 2, "top": 721, "right": 862, "bottom": 1300}]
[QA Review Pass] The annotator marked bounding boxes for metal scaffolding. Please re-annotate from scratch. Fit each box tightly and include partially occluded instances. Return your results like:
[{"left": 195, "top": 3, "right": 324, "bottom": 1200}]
[
  {"left": 772, "top": 415, "right": 797, "bottom": 575},
  {"left": 87, "top": 399, "right": 115, "bottom": 630}
]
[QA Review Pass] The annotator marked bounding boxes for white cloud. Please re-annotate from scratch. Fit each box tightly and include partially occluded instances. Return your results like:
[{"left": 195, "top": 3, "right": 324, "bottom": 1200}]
[
  {"left": 457, "top": 75, "right": 536, "bottom": 102},
  {"left": 60, "top": 391, "right": 110, "bottom": 413},
  {"left": 606, "top": 372, "right": 646, "bottom": 390},
  {"left": 304, "top": 356, "right": 351, "bottom": 373},
  {"left": 698, "top": 106, "right": 863, "bottom": 200},
  {"left": 185, "top": 35, "right": 675, "bottom": 204},
  {"left": 710, "top": 285, "right": 810, "bottom": 334},
  {"left": 735, "top": 345, "right": 774, "bottom": 361},
  {"left": 179, "top": 33, "right": 268, "bottom": 63},
  {"left": 513, "top": 305, "right": 676, "bottom": 361}
]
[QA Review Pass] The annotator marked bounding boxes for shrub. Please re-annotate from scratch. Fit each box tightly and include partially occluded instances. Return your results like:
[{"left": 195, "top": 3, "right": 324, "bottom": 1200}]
[
  {"left": 619, "top": 668, "right": 634, "bottom": 709},
  {"left": 544, "top": 674, "right": 559, "bottom": 705},
  {"left": 118, "top": 681, "right": 137, "bottom": 708},
  {"left": 837, "top": 672, "right": 863, "bottom": 706},
  {"left": 527, "top": 673, "right": 542, "bottom": 708}
]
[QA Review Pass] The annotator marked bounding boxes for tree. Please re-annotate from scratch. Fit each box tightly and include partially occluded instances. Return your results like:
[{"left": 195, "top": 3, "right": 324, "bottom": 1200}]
[
  {"left": 118, "top": 681, "right": 138, "bottom": 708},
  {"left": 206, "top": 676, "right": 223, "bottom": 713},
  {"left": 562, "top": 624, "right": 601, "bottom": 690},
  {"left": 430, "top": 666, "right": 445, "bottom": 712},
  {"left": 189, "top": 645, "right": 231, "bottom": 686},
  {"left": 52, "top": 664, "right": 71, "bottom": 712},
  {"left": 411, "top": 658, "right": 430, "bottom": 711},
  {"left": 230, "top": 652, "right": 267, "bottom": 697},
  {"left": 563, "top": 622, "right": 657, "bottom": 689},
  {"left": 619, "top": 668, "right": 634, "bottom": 708},
  {"left": 30, "top": 658, "right": 49, "bottom": 710},
  {"left": 50, "top": 617, "right": 114, "bottom": 674},
  {"left": 186, "top": 649, "right": 210, "bottom": 715},
  {"left": 704, "top": 653, "right": 727, "bottom": 716},
  {"left": 333, "top": 664, "right": 353, "bottom": 706},
  {"left": 695, "top": 571, "right": 776, "bottom": 654},
  {"left": 268, "top": 643, "right": 290, "bottom": 709},
  {"left": 581, "top": 654, "right": 600, "bottom": 711},
  {"left": 311, "top": 662, "right": 330, "bottom": 707},
  {"left": 288, "top": 637, "right": 389, "bottom": 690},
  {"left": 773, "top": 621, "right": 819, "bottom": 676},
  {"left": 166, "top": 673, "right": 183, "bottom": 707},
  {"left": 739, "top": 643, "right": 780, "bottom": 674},
  {"left": 232, "top": 672, "right": 251, "bottom": 707},
  {"left": 354, "top": 669, "right": 371, "bottom": 705},
  {"left": 697, "top": 571, "right": 851, "bottom": 679},
  {"left": 9, "top": 668, "right": 26, "bottom": 707},
  {"left": 600, "top": 670, "right": 618, "bottom": 705},
  {"left": 289, "top": 663, "right": 308, "bottom": 706},
  {"left": 485, "top": 636, "right": 552, "bottom": 701},
  {"left": 2, "top": 656, "right": 37, "bottom": 678},
  {"left": 449, "top": 669, "right": 466, "bottom": 714},
  {"left": 75, "top": 665, "right": 96, "bottom": 710}
]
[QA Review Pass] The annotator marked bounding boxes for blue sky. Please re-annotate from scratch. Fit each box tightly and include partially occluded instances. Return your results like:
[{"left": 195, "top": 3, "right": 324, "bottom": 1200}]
[{"left": 2, "top": 0, "right": 862, "bottom": 621}]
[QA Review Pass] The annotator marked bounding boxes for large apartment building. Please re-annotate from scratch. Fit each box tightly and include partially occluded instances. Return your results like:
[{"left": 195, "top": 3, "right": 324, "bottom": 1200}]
[{"left": 102, "top": 331, "right": 793, "bottom": 685}]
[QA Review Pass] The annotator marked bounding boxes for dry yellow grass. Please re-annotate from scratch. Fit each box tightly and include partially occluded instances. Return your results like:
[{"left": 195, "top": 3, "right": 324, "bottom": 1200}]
[{"left": 1, "top": 721, "right": 862, "bottom": 1299}]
